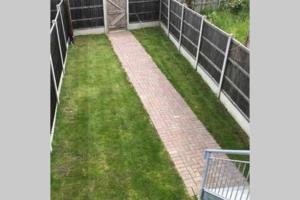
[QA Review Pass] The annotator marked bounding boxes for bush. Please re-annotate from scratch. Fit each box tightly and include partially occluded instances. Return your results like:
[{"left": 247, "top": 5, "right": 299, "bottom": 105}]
[{"left": 223, "top": 0, "right": 249, "bottom": 14}]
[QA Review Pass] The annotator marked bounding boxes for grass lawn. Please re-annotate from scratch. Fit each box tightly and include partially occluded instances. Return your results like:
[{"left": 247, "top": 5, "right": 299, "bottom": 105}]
[
  {"left": 51, "top": 34, "right": 191, "bottom": 200},
  {"left": 201, "top": 4, "right": 249, "bottom": 44},
  {"left": 132, "top": 28, "right": 249, "bottom": 157}
]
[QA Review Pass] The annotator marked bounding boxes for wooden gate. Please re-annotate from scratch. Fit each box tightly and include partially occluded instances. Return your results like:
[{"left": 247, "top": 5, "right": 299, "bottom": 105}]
[{"left": 106, "top": 0, "right": 127, "bottom": 30}]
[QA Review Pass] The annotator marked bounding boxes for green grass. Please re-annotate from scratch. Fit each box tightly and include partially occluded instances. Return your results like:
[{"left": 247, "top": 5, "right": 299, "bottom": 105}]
[
  {"left": 132, "top": 28, "right": 249, "bottom": 155},
  {"left": 201, "top": 6, "right": 249, "bottom": 43},
  {"left": 51, "top": 34, "right": 192, "bottom": 200}
]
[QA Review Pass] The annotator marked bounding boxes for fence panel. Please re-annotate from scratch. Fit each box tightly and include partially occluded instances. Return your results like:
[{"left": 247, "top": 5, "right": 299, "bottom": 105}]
[
  {"left": 197, "top": 21, "right": 228, "bottom": 84},
  {"left": 56, "top": 11, "right": 67, "bottom": 61},
  {"left": 181, "top": 8, "right": 202, "bottom": 57},
  {"left": 202, "top": 21, "right": 228, "bottom": 51},
  {"left": 169, "top": 0, "right": 182, "bottom": 41},
  {"left": 160, "top": 0, "right": 169, "bottom": 26},
  {"left": 50, "top": 25, "right": 63, "bottom": 87},
  {"left": 129, "top": 0, "right": 160, "bottom": 23},
  {"left": 222, "top": 40, "right": 250, "bottom": 119},
  {"left": 50, "top": 67, "right": 58, "bottom": 131},
  {"left": 59, "top": 2, "right": 70, "bottom": 40},
  {"left": 69, "top": 0, "right": 104, "bottom": 29}
]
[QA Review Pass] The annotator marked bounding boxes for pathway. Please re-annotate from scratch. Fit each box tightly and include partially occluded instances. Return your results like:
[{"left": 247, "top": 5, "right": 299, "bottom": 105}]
[{"left": 108, "top": 31, "right": 221, "bottom": 196}]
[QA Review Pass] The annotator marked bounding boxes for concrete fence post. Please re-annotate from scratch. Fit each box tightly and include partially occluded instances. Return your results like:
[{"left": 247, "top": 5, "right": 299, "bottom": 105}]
[
  {"left": 103, "top": 0, "right": 108, "bottom": 33},
  {"left": 126, "top": 0, "right": 129, "bottom": 29},
  {"left": 194, "top": 16, "right": 206, "bottom": 70},
  {"left": 218, "top": 34, "right": 233, "bottom": 98}
]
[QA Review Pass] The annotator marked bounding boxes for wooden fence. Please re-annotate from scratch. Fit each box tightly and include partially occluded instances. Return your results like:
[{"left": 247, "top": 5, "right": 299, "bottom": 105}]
[
  {"left": 160, "top": 0, "right": 250, "bottom": 134},
  {"left": 50, "top": 0, "right": 72, "bottom": 140}
]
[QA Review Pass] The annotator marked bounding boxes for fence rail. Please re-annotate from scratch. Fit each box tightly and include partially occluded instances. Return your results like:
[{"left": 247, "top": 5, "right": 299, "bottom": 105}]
[
  {"left": 50, "top": 0, "right": 72, "bottom": 148},
  {"left": 160, "top": 0, "right": 250, "bottom": 133}
]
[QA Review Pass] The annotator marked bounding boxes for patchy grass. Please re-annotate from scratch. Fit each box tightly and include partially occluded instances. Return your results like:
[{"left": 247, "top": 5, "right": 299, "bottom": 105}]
[
  {"left": 132, "top": 28, "right": 249, "bottom": 156},
  {"left": 201, "top": 5, "right": 249, "bottom": 43},
  {"left": 51, "top": 34, "right": 192, "bottom": 200}
]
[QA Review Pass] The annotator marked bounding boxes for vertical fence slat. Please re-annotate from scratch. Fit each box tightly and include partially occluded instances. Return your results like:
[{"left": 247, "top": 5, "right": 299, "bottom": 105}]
[
  {"left": 218, "top": 34, "right": 232, "bottom": 98},
  {"left": 194, "top": 16, "right": 205, "bottom": 70}
]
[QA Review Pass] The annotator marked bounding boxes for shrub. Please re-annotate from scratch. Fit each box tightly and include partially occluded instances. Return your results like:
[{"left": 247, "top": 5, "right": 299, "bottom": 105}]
[{"left": 223, "top": 0, "right": 249, "bottom": 14}]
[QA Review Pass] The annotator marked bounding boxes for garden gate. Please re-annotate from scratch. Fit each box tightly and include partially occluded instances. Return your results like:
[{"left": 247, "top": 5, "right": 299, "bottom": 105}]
[{"left": 106, "top": 0, "right": 127, "bottom": 30}]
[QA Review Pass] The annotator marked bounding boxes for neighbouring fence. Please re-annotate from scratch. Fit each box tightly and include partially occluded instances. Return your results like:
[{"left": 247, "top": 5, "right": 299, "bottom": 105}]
[
  {"left": 69, "top": 0, "right": 104, "bottom": 29},
  {"left": 160, "top": 0, "right": 250, "bottom": 134},
  {"left": 128, "top": 0, "right": 160, "bottom": 23},
  {"left": 191, "top": 0, "right": 221, "bottom": 12},
  {"left": 50, "top": 0, "right": 72, "bottom": 136}
]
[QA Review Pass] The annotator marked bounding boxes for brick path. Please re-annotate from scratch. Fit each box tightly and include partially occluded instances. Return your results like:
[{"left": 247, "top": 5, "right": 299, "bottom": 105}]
[{"left": 108, "top": 31, "right": 221, "bottom": 196}]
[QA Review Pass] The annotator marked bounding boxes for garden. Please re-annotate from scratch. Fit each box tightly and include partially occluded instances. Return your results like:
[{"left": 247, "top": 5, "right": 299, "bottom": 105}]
[{"left": 50, "top": 0, "right": 250, "bottom": 199}]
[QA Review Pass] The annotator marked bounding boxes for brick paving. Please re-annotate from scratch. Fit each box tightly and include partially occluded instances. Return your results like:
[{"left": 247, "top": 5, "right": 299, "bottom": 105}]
[{"left": 108, "top": 31, "right": 221, "bottom": 196}]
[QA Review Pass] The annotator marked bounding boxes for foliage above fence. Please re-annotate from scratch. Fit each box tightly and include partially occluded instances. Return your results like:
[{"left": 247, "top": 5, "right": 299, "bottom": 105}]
[{"left": 160, "top": 0, "right": 250, "bottom": 121}]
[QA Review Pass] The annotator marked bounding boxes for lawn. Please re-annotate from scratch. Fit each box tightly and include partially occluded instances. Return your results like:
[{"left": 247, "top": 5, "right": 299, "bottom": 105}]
[
  {"left": 200, "top": 2, "right": 249, "bottom": 44},
  {"left": 51, "top": 34, "right": 191, "bottom": 200},
  {"left": 132, "top": 28, "right": 249, "bottom": 157}
]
